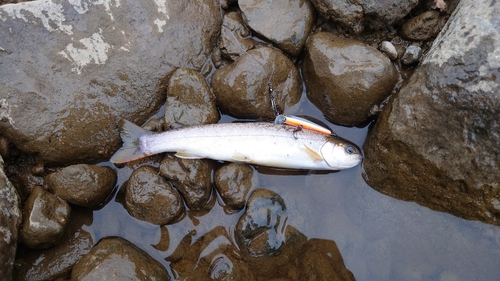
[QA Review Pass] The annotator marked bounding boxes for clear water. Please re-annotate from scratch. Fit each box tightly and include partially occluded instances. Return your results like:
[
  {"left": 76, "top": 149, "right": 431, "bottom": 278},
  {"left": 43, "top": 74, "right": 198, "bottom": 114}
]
[{"left": 89, "top": 94, "right": 500, "bottom": 280}]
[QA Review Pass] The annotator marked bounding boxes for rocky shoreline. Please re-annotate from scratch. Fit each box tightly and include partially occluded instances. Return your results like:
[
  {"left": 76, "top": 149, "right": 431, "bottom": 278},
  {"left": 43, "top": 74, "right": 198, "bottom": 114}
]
[{"left": 1, "top": 0, "right": 499, "bottom": 280}]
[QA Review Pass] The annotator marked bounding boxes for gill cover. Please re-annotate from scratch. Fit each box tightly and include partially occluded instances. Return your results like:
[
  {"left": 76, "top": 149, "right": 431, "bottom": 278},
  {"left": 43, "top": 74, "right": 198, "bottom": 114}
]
[{"left": 319, "top": 139, "right": 363, "bottom": 170}]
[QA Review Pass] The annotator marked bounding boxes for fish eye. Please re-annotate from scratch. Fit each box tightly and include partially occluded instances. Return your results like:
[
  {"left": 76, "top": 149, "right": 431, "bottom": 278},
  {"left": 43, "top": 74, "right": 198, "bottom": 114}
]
[{"left": 345, "top": 145, "right": 357, "bottom": 155}]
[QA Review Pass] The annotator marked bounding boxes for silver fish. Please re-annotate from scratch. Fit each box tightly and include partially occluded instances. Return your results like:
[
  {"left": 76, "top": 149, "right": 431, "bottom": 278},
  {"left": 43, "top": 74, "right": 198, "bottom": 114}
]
[{"left": 110, "top": 119, "right": 362, "bottom": 170}]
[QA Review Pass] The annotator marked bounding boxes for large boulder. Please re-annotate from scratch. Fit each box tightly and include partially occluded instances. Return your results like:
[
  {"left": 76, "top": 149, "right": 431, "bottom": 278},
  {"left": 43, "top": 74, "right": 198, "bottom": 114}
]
[
  {"left": 363, "top": 0, "right": 500, "bottom": 225},
  {"left": 0, "top": 156, "right": 21, "bottom": 281},
  {"left": 0, "top": 0, "right": 221, "bottom": 165}
]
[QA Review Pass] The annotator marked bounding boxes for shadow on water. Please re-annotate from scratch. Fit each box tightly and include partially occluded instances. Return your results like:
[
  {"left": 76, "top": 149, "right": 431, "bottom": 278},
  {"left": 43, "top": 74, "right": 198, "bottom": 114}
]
[{"left": 88, "top": 94, "right": 500, "bottom": 280}]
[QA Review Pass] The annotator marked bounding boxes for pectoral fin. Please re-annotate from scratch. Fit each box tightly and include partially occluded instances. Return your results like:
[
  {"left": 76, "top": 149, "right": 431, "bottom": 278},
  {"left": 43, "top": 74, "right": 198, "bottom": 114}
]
[
  {"left": 175, "top": 151, "right": 204, "bottom": 159},
  {"left": 304, "top": 145, "right": 323, "bottom": 162}
]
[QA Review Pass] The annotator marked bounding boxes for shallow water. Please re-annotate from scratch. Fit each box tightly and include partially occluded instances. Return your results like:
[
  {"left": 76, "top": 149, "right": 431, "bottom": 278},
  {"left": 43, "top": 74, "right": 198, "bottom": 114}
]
[{"left": 89, "top": 94, "right": 500, "bottom": 280}]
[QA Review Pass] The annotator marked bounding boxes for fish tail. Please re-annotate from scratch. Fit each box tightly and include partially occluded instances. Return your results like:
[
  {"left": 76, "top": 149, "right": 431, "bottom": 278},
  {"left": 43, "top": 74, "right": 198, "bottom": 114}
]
[{"left": 110, "top": 119, "right": 153, "bottom": 164}]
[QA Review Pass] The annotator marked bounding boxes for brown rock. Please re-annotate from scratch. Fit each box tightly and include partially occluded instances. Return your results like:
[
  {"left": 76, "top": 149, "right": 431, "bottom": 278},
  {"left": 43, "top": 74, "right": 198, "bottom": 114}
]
[
  {"left": 125, "top": 166, "right": 184, "bottom": 225},
  {"left": 239, "top": 0, "right": 315, "bottom": 56},
  {"left": 71, "top": 237, "right": 170, "bottom": 280},
  {"left": 363, "top": 0, "right": 500, "bottom": 225},
  {"left": 212, "top": 47, "right": 302, "bottom": 120},
  {"left": 159, "top": 154, "right": 214, "bottom": 210},
  {"left": 46, "top": 164, "right": 116, "bottom": 208},
  {"left": 303, "top": 32, "right": 398, "bottom": 126},
  {"left": 15, "top": 208, "right": 93, "bottom": 280},
  {"left": 401, "top": 10, "right": 441, "bottom": 41},
  {"left": 164, "top": 68, "right": 219, "bottom": 130},
  {"left": 214, "top": 163, "right": 258, "bottom": 209},
  {"left": 21, "top": 186, "right": 71, "bottom": 249}
]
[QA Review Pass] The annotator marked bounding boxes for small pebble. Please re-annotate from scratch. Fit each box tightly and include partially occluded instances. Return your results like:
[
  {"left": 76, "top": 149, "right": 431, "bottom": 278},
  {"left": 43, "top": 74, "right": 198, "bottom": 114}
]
[
  {"left": 380, "top": 41, "right": 398, "bottom": 60},
  {"left": 402, "top": 45, "right": 422, "bottom": 65}
]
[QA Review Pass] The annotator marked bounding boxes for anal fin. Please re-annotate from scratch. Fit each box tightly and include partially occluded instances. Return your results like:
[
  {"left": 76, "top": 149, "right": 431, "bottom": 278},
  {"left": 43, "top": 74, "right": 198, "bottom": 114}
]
[{"left": 175, "top": 151, "right": 204, "bottom": 159}]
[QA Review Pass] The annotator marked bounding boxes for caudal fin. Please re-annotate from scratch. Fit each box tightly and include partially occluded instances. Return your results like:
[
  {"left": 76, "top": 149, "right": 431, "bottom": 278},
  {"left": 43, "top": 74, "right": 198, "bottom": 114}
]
[{"left": 110, "top": 119, "right": 153, "bottom": 164}]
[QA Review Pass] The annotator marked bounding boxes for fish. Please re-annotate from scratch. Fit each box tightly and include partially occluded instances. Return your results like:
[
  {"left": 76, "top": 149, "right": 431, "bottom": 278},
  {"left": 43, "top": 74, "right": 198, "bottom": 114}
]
[
  {"left": 110, "top": 119, "right": 363, "bottom": 170},
  {"left": 274, "top": 114, "right": 333, "bottom": 135}
]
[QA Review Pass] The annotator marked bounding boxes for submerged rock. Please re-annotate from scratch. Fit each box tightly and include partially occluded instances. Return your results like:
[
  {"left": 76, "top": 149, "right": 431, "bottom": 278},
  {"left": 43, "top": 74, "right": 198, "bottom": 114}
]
[
  {"left": 214, "top": 163, "right": 258, "bottom": 210},
  {"left": 212, "top": 47, "right": 302, "bottom": 119},
  {"left": 0, "top": 155, "right": 21, "bottom": 280},
  {"left": 45, "top": 164, "right": 116, "bottom": 208},
  {"left": 168, "top": 226, "right": 256, "bottom": 280},
  {"left": 363, "top": 0, "right": 500, "bottom": 225},
  {"left": 239, "top": 0, "right": 315, "bottom": 56},
  {"left": 164, "top": 68, "right": 219, "bottom": 130},
  {"left": 303, "top": 32, "right": 398, "bottom": 126},
  {"left": 235, "top": 189, "right": 291, "bottom": 258},
  {"left": 125, "top": 166, "right": 184, "bottom": 225},
  {"left": 71, "top": 237, "right": 170, "bottom": 280},
  {"left": 159, "top": 154, "right": 214, "bottom": 211},
  {"left": 20, "top": 186, "right": 70, "bottom": 249},
  {"left": 0, "top": 0, "right": 221, "bottom": 165}
]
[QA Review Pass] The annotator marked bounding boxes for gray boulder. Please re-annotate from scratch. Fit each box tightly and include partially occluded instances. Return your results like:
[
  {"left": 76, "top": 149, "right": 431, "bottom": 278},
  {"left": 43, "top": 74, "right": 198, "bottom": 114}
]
[
  {"left": 0, "top": 0, "right": 221, "bottom": 165},
  {"left": 363, "top": 0, "right": 500, "bottom": 225},
  {"left": 0, "top": 156, "right": 21, "bottom": 281}
]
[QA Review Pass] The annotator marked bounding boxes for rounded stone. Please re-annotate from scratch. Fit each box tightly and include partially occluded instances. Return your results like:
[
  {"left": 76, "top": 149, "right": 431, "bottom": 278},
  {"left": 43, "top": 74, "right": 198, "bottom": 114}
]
[
  {"left": 21, "top": 186, "right": 71, "bottom": 249},
  {"left": 401, "top": 10, "right": 441, "bottom": 41},
  {"left": 159, "top": 154, "right": 214, "bottom": 211},
  {"left": 45, "top": 164, "right": 117, "bottom": 208},
  {"left": 212, "top": 47, "right": 302, "bottom": 120},
  {"left": 214, "top": 163, "right": 258, "bottom": 210},
  {"left": 380, "top": 41, "right": 398, "bottom": 60},
  {"left": 235, "top": 189, "right": 288, "bottom": 257},
  {"left": 401, "top": 45, "right": 422, "bottom": 65},
  {"left": 309, "top": 0, "right": 364, "bottom": 33},
  {"left": 71, "top": 237, "right": 170, "bottom": 280},
  {"left": 125, "top": 166, "right": 184, "bottom": 225},
  {"left": 164, "top": 68, "right": 220, "bottom": 129},
  {"left": 239, "top": 0, "right": 315, "bottom": 56},
  {"left": 302, "top": 32, "right": 398, "bottom": 126}
]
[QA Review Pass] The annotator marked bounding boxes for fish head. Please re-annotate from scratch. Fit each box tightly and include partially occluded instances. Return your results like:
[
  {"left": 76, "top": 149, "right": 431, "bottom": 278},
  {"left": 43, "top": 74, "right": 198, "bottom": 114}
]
[{"left": 320, "top": 138, "right": 363, "bottom": 170}]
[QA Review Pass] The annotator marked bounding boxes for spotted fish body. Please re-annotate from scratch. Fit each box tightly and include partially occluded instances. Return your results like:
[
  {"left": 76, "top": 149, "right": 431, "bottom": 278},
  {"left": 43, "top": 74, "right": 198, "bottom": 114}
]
[{"left": 110, "top": 119, "right": 362, "bottom": 170}]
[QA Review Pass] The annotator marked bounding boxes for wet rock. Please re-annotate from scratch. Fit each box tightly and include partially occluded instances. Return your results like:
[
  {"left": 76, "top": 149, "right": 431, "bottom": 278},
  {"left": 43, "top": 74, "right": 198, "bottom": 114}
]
[
  {"left": 214, "top": 163, "right": 258, "bottom": 210},
  {"left": 164, "top": 68, "right": 219, "bottom": 130},
  {"left": 219, "top": 12, "right": 261, "bottom": 61},
  {"left": 401, "top": 10, "right": 441, "bottom": 41},
  {"left": 298, "top": 239, "right": 355, "bottom": 280},
  {"left": 359, "top": 0, "right": 418, "bottom": 30},
  {"left": 401, "top": 45, "right": 422, "bottom": 65},
  {"left": 125, "top": 166, "right": 184, "bottom": 225},
  {"left": 310, "top": 0, "right": 364, "bottom": 33},
  {"left": 380, "top": 40, "right": 398, "bottom": 60},
  {"left": 239, "top": 0, "right": 315, "bottom": 56},
  {"left": 159, "top": 154, "right": 213, "bottom": 210},
  {"left": 45, "top": 164, "right": 116, "bottom": 208},
  {"left": 0, "top": 136, "right": 9, "bottom": 159},
  {"left": 15, "top": 207, "right": 93, "bottom": 280},
  {"left": 20, "top": 186, "right": 70, "bottom": 249},
  {"left": 235, "top": 189, "right": 289, "bottom": 258},
  {"left": 168, "top": 226, "right": 256, "bottom": 280},
  {"left": 303, "top": 32, "right": 398, "bottom": 126},
  {"left": 0, "top": 0, "right": 222, "bottom": 165},
  {"left": 71, "top": 237, "right": 170, "bottom": 280},
  {"left": 363, "top": 0, "right": 500, "bottom": 225},
  {"left": 212, "top": 47, "right": 302, "bottom": 119},
  {"left": 0, "top": 155, "right": 21, "bottom": 280}
]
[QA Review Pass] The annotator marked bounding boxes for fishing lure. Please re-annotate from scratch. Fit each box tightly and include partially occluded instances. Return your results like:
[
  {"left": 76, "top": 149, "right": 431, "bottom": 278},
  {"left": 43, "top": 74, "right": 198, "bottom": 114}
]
[{"left": 274, "top": 114, "right": 333, "bottom": 135}]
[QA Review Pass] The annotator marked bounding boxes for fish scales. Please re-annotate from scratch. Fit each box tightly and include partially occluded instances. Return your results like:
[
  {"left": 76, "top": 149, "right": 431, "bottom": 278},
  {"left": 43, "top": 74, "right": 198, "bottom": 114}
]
[{"left": 111, "top": 120, "right": 362, "bottom": 170}]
